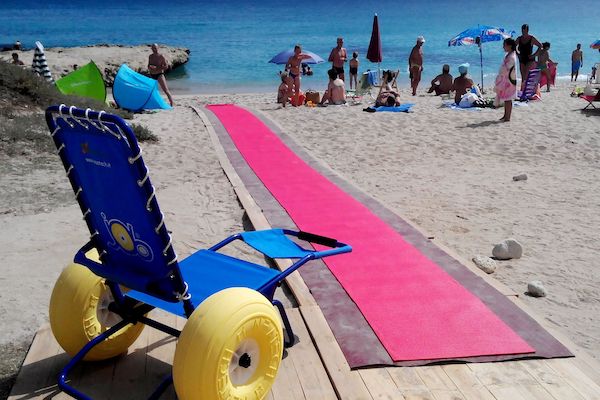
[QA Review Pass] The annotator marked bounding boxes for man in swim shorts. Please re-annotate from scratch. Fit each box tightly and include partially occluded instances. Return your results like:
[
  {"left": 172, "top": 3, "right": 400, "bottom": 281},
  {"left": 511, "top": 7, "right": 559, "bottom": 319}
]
[
  {"left": 148, "top": 43, "right": 174, "bottom": 106},
  {"left": 571, "top": 43, "right": 583, "bottom": 82},
  {"left": 328, "top": 37, "right": 347, "bottom": 81},
  {"left": 408, "top": 36, "right": 425, "bottom": 96}
]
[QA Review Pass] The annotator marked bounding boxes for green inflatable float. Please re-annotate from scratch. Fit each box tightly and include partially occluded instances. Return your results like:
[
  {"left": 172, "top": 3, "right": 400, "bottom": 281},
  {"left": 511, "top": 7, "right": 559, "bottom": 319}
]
[{"left": 55, "top": 61, "right": 106, "bottom": 103}]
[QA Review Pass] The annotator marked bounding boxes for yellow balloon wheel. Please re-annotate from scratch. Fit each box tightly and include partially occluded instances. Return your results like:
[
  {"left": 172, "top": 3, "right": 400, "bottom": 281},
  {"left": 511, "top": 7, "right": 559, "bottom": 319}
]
[
  {"left": 173, "top": 288, "right": 283, "bottom": 400},
  {"left": 49, "top": 260, "right": 144, "bottom": 361}
]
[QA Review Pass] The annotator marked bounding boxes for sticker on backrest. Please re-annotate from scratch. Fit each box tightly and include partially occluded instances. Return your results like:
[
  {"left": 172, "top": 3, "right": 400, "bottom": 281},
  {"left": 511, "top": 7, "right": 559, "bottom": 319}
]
[{"left": 101, "top": 213, "right": 154, "bottom": 262}]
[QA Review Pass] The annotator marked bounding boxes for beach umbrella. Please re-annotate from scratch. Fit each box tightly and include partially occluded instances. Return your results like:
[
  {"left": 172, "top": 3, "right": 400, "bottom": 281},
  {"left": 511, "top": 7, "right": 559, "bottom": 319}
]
[
  {"left": 32, "top": 41, "right": 54, "bottom": 83},
  {"left": 268, "top": 49, "right": 325, "bottom": 65},
  {"left": 367, "top": 14, "right": 382, "bottom": 64},
  {"left": 591, "top": 40, "right": 600, "bottom": 50},
  {"left": 449, "top": 25, "right": 513, "bottom": 89}
]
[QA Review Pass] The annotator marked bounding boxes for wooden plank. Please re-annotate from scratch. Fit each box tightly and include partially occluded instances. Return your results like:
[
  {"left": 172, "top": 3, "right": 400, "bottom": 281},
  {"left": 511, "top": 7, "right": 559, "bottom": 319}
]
[
  {"left": 520, "top": 360, "right": 587, "bottom": 400},
  {"left": 8, "top": 325, "right": 66, "bottom": 400},
  {"left": 545, "top": 358, "right": 600, "bottom": 400},
  {"left": 416, "top": 366, "right": 459, "bottom": 391},
  {"left": 485, "top": 385, "right": 530, "bottom": 400},
  {"left": 269, "top": 346, "right": 306, "bottom": 400},
  {"left": 108, "top": 321, "right": 152, "bottom": 400},
  {"left": 387, "top": 367, "right": 435, "bottom": 400},
  {"left": 430, "top": 389, "right": 466, "bottom": 400},
  {"left": 192, "top": 106, "right": 316, "bottom": 307},
  {"left": 286, "top": 308, "right": 337, "bottom": 400},
  {"left": 359, "top": 368, "right": 402, "bottom": 400},
  {"left": 507, "top": 296, "right": 600, "bottom": 384},
  {"left": 299, "top": 306, "right": 372, "bottom": 400},
  {"left": 467, "top": 361, "right": 538, "bottom": 386},
  {"left": 145, "top": 311, "right": 178, "bottom": 400},
  {"left": 441, "top": 364, "right": 495, "bottom": 400}
]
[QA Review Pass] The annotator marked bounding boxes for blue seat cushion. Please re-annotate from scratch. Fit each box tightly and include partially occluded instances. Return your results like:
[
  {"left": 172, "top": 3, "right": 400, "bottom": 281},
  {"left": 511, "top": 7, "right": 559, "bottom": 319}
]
[{"left": 125, "top": 249, "right": 280, "bottom": 317}]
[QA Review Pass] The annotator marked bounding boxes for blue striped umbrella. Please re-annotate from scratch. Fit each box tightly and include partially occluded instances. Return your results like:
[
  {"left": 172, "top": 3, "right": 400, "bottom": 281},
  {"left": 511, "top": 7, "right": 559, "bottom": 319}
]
[
  {"left": 591, "top": 40, "right": 600, "bottom": 50},
  {"left": 268, "top": 48, "right": 325, "bottom": 65},
  {"left": 449, "top": 25, "right": 514, "bottom": 88}
]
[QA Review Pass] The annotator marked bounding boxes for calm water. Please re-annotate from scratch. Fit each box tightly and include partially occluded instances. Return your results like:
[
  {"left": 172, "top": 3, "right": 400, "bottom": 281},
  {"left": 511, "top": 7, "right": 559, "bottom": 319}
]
[{"left": 2, "top": 0, "right": 599, "bottom": 93}]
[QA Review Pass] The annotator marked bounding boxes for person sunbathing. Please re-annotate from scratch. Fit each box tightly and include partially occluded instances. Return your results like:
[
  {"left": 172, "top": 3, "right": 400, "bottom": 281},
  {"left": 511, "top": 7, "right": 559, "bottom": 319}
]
[
  {"left": 319, "top": 68, "right": 346, "bottom": 105},
  {"left": 427, "top": 64, "right": 453, "bottom": 95},
  {"left": 452, "top": 64, "right": 474, "bottom": 104},
  {"left": 375, "top": 70, "right": 400, "bottom": 106},
  {"left": 277, "top": 71, "right": 291, "bottom": 107}
]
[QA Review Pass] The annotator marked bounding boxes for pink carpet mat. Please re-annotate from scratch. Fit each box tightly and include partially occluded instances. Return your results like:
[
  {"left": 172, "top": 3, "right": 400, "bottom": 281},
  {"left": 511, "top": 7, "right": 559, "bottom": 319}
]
[{"left": 207, "top": 104, "right": 534, "bottom": 362}]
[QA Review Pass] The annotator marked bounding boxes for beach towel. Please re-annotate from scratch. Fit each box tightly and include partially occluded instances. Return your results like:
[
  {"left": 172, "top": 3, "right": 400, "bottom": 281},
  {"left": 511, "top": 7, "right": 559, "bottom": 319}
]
[{"left": 364, "top": 104, "right": 414, "bottom": 112}]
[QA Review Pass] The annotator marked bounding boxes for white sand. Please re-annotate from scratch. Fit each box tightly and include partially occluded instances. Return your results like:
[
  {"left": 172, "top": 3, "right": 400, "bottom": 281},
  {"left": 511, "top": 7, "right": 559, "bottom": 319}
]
[{"left": 0, "top": 84, "right": 599, "bottom": 373}]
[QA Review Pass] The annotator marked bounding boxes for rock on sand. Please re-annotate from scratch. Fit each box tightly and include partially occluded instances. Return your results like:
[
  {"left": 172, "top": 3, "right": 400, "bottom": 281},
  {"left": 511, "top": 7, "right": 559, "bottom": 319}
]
[
  {"left": 492, "top": 238, "right": 523, "bottom": 260},
  {"left": 472, "top": 256, "right": 497, "bottom": 274},
  {"left": 513, "top": 173, "right": 528, "bottom": 181},
  {"left": 527, "top": 280, "right": 547, "bottom": 297}
]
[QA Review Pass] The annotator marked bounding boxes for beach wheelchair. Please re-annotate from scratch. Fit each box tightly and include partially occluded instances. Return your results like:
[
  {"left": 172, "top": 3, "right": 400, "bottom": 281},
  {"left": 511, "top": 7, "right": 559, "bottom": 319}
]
[{"left": 45, "top": 105, "right": 352, "bottom": 400}]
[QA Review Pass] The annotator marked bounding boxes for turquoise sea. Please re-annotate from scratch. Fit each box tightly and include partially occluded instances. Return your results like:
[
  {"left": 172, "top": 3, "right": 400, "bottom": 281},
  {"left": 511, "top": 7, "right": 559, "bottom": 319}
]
[{"left": 2, "top": 0, "right": 599, "bottom": 93}]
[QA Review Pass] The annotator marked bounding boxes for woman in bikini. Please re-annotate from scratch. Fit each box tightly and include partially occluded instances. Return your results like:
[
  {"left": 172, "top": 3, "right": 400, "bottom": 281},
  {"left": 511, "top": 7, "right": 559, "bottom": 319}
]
[
  {"left": 285, "top": 45, "right": 312, "bottom": 106},
  {"left": 495, "top": 38, "right": 518, "bottom": 122}
]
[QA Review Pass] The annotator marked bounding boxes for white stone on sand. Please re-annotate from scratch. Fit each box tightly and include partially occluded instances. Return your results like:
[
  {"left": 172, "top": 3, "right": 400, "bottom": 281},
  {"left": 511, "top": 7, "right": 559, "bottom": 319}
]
[
  {"left": 472, "top": 256, "right": 497, "bottom": 274},
  {"left": 528, "top": 280, "right": 547, "bottom": 297},
  {"left": 492, "top": 238, "right": 523, "bottom": 260}
]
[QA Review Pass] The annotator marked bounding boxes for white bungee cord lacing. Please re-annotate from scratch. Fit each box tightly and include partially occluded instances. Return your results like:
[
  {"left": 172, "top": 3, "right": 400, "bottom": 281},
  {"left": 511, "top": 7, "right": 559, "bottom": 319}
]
[{"left": 55, "top": 105, "right": 185, "bottom": 299}]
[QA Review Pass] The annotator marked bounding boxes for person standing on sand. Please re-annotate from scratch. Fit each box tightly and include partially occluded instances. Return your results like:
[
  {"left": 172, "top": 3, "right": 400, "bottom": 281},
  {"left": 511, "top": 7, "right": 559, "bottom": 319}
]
[
  {"left": 537, "top": 42, "right": 556, "bottom": 92},
  {"left": 328, "top": 37, "right": 348, "bottom": 81},
  {"left": 571, "top": 44, "right": 583, "bottom": 82},
  {"left": 409, "top": 36, "right": 425, "bottom": 96},
  {"left": 285, "top": 45, "right": 312, "bottom": 106},
  {"left": 495, "top": 38, "right": 518, "bottom": 122},
  {"left": 515, "top": 24, "right": 541, "bottom": 89},
  {"left": 148, "top": 43, "right": 174, "bottom": 107}
]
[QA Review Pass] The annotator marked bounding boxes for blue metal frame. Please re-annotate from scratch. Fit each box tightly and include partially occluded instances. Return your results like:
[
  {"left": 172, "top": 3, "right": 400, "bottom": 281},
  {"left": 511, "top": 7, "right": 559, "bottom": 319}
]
[{"left": 45, "top": 106, "right": 352, "bottom": 399}]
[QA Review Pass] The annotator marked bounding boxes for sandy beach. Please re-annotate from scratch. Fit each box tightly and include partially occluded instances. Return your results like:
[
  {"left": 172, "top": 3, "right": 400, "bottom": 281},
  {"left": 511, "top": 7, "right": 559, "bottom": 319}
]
[{"left": 1, "top": 83, "right": 599, "bottom": 396}]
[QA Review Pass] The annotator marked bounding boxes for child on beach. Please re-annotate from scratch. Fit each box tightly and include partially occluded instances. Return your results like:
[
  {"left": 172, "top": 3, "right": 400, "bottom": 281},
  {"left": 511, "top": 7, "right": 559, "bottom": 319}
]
[
  {"left": 349, "top": 52, "right": 359, "bottom": 90},
  {"left": 277, "top": 71, "right": 291, "bottom": 107},
  {"left": 537, "top": 42, "right": 556, "bottom": 92},
  {"left": 590, "top": 66, "right": 597, "bottom": 84}
]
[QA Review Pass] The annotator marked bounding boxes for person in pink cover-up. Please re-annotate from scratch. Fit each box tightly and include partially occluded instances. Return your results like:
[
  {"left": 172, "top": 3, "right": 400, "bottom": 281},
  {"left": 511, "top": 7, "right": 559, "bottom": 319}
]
[{"left": 495, "top": 38, "right": 518, "bottom": 122}]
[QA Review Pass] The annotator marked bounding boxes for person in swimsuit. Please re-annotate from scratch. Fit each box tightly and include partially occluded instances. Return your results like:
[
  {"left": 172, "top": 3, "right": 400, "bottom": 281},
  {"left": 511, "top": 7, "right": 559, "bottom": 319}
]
[
  {"left": 452, "top": 64, "right": 474, "bottom": 104},
  {"left": 537, "top": 42, "right": 556, "bottom": 92},
  {"left": 148, "top": 43, "right": 174, "bottom": 106},
  {"left": 408, "top": 36, "right": 425, "bottom": 96},
  {"left": 571, "top": 43, "right": 583, "bottom": 82},
  {"left": 320, "top": 68, "right": 346, "bottom": 105},
  {"left": 285, "top": 45, "right": 312, "bottom": 106},
  {"left": 515, "top": 24, "right": 541, "bottom": 90},
  {"left": 328, "top": 37, "right": 347, "bottom": 81},
  {"left": 349, "top": 52, "right": 359, "bottom": 90}
]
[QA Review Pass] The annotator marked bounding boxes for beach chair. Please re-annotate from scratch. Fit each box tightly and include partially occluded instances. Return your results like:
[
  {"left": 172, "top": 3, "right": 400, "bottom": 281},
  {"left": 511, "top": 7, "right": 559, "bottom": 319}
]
[
  {"left": 518, "top": 68, "right": 541, "bottom": 101},
  {"left": 581, "top": 88, "right": 600, "bottom": 110},
  {"left": 347, "top": 70, "right": 379, "bottom": 102},
  {"left": 44, "top": 105, "right": 352, "bottom": 400}
]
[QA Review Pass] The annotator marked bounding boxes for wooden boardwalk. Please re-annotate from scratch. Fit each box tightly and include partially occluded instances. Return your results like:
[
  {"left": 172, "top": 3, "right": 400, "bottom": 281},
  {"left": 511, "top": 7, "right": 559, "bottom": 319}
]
[{"left": 10, "top": 108, "right": 600, "bottom": 399}]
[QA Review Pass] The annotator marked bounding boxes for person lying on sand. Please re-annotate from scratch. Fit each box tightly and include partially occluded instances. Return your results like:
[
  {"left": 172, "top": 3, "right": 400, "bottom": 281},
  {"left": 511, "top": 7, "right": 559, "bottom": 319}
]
[
  {"left": 319, "top": 68, "right": 346, "bottom": 105},
  {"left": 427, "top": 64, "right": 452, "bottom": 95},
  {"left": 375, "top": 70, "right": 400, "bottom": 107}
]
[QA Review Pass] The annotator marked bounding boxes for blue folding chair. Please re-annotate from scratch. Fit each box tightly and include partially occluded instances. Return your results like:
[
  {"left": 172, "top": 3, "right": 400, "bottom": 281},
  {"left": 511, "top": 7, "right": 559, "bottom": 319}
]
[
  {"left": 45, "top": 105, "right": 352, "bottom": 400},
  {"left": 519, "top": 68, "right": 541, "bottom": 101}
]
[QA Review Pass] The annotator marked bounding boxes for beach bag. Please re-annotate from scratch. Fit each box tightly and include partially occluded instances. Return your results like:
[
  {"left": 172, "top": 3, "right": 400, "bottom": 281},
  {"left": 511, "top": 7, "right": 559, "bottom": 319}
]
[
  {"left": 290, "top": 93, "right": 306, "bottom": 106},
  {"left": 305, "top": 90, "right": 320, "bottom": 104}
]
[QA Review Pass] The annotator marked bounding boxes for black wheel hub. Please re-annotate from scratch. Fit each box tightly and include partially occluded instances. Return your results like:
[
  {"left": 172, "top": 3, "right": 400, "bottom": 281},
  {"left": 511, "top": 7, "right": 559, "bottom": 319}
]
[{"left": 239, "top": 353, "right": 252, "bottom": 368}]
